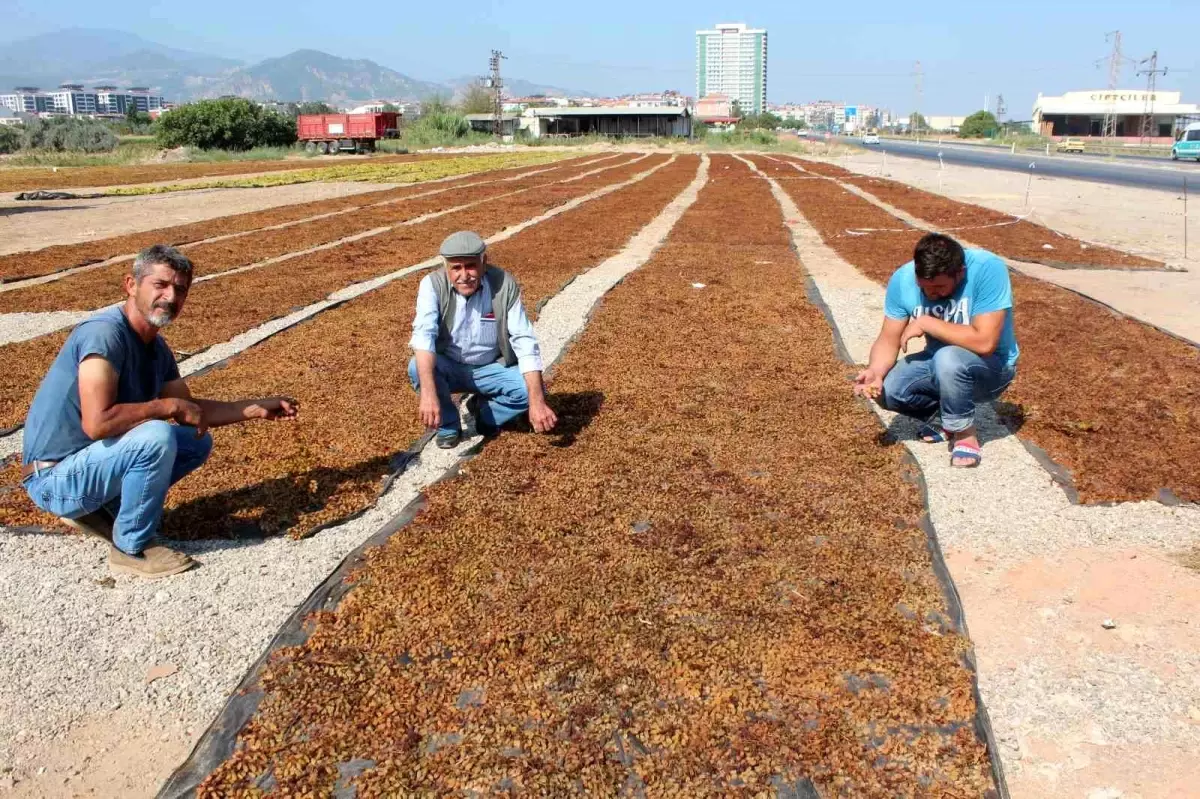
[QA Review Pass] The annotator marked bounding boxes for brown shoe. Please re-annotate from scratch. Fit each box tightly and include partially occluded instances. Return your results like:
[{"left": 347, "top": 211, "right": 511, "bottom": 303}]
[
  {"left": 61, "top": 509, "right": 114, "bottom": 543},
  {"left": 109, "top": 544, "right": 196, "bottom": 580}
]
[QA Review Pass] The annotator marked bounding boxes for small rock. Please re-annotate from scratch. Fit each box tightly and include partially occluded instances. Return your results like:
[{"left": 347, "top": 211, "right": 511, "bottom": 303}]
[
  {"left": 37, "top": 767, "right": 46, "bottom": 776},
  {"left": 1101, "top": 618, "right": 1117, "bottom": 630},
  {"left": 154, "top": 590, "right": 169, "bottom": 603},
  {"left": 1042, "top": 244, "right": 1054, "bottom": 250},
  {"left": 93, "top": 576, "right": 116, "bottom": 589},
  {"left": 145, "top": 662, "right": 179, "bottom": 684},
  {"left": 691, "top": 283, "right": 706, "bottom": 289},
  {"left": 631, "top": 520, "right": 651, "bottom": 534}
]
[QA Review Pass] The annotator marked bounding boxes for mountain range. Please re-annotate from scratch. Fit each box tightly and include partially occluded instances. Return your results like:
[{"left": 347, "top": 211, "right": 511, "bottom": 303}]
[{"left": 0, "top": 28, "right": 595, "bottom": 104}]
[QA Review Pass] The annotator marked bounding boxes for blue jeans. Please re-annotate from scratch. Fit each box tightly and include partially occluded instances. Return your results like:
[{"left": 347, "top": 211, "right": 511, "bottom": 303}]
[
  {"left": 880, "top": 346, "right": 1016, "bottom": 433},
  {"left": 23, "top": 421, "right": 213, "bottom": 555},
  {"left": 407, "top": 356, "right": 529, "bottom": 437}
]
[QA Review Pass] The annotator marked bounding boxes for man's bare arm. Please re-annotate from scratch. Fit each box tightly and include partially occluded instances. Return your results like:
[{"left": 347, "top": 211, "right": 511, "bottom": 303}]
[
  {"left": 78, "top": 356, "right": 188, "bottom": 440},
  {"left": 160, "top": 380, "right": 298, "bottom": 432},
  {"left": 917, "top": 309, "right": 1006, "bottom": 356},
  {"left": 522, "top": 371, "right": 557, "bottom": 433}
]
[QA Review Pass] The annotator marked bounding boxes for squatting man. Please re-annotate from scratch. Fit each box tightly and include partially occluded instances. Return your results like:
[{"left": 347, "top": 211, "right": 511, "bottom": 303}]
[
  {"left": 20, "top": 245, "right": 298, "bottom": 580},
  {"left": 408, "top": 230, "right": 558, "bottom": 448},
  {"left": 853, "top": 233, "right": 1020, "bottom": 467}
]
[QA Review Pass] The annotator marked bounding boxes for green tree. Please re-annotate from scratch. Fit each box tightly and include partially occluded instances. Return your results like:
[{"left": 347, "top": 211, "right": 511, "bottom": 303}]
[
  {"left": 958, "top": 110, "right": 1000, "bottom": 138},
  {"left": 731, "top": 99, "right": 744, "bottom": 119},
  {"left": 155, "top": 98, "right": 298, "bottom": 150},
  {"left": 459, "top": 84, "right": 494, "bottom": 115},
  {"left": 20, "top": 117, "right": 118, "bottom": 152},
  {"left": 909, "top": 112, "right": 927, "bottom": 132},
  {"left": 292, "top": 101, "right": 337, "bottom": 117},
  {"left": 739, "top": 111, "right": 783, "bottom": 130},
  {"left": 381, "top": 102, "right": 399, "bottom": 113},
  {"left": 0, "top": 124, "right": 20, "bottom": 154}
]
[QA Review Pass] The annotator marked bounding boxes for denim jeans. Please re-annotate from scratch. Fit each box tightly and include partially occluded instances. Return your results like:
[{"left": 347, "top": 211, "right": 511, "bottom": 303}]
[
  {"left": 23, "top": 421, "right": 213, "bottom": 555},
  {"left": 407, "top": 356, "right": 529, "bottom": 437},
  {"left": 880, "top": 345, "right": 1016, "bottom": 433}
]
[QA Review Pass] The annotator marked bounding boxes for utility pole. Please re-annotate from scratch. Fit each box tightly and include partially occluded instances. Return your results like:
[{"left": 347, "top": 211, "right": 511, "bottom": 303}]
[
  {"left": 482, "top": 49, "right": 506, "bottom": 140},
  {"left": 1137, "top": 51, "right": 1169, "bottom": 145},
  {"left": 913, "top": 60, "right": 923, "bottom": 135},
  {"left": 1094, "top": 31, "right": 1132, "bottom": 139}
]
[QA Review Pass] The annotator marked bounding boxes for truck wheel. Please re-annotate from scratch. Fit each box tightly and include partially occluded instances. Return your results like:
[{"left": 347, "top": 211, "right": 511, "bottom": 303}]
[
  {"left": 304, "top": 141, "right": 317, "bottom": 153},
  {"left": 322, "top": 141, "right": 333, "bottom": 155}
]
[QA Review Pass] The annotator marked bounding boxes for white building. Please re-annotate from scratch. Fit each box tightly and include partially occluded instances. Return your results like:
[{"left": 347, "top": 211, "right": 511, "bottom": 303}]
[
  {"left": 0, "top": 85, "right": 163, "bottom": 117},
  {"left": 696, "top": 22, "right": 767, "bottom": 116},
  {"left": 1033, "top": 89, "right": 1200, "bottom": 140}
]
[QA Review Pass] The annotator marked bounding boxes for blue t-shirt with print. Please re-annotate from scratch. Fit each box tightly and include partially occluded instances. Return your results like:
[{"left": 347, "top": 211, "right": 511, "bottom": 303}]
[
  {"left": 884, "top": 248, "right": 1019, "bottom": 367},
  {"left": 23, "top": 306, "right": 180, "bottom": 464}
]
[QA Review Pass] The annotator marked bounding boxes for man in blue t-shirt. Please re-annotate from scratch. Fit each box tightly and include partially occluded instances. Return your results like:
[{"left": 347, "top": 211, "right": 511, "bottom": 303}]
[
  {"left": 22, "top": 245, "right": 299, "bottom": 579},
  {"left": 853, "top": 233, "right": 1019, "bottom": 468}
]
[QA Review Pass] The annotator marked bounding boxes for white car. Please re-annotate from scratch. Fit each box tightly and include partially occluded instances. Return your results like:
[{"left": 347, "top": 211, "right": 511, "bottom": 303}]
[{"left": 862, "top": 132, "right": 880, "bottom": 145}]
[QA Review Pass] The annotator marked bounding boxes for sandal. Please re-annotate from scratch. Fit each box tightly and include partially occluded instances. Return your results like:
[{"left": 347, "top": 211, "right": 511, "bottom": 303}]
[
  {"left": 918, "top": 423, "right": 948, "bottom": 444},
  {"left": 950, "top": 442, "right": 982, "bottom": 468}
]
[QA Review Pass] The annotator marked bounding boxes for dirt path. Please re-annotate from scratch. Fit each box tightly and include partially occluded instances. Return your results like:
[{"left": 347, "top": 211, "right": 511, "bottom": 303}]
[{"left": 0, "top": 181, "right": 400, "bottom": 256}]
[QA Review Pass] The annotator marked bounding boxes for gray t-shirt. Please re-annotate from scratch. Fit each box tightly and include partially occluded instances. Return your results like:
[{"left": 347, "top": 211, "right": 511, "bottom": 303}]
[{"left": 23, "top": 307, "right": 180, "bottom": 464}]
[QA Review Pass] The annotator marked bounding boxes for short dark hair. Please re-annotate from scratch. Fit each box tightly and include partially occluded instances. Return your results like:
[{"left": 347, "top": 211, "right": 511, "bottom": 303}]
[
  {"left": 913, "top": 233, "right": 965, "bottom": 280},
  {"left": 132, "top": 244, "right": 193, "bottom": 283}
]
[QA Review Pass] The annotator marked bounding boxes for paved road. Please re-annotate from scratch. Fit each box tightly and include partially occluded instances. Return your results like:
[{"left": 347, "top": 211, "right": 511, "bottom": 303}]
[{"left": 837, "top": 137, "right": 1198, "bottom": 192}]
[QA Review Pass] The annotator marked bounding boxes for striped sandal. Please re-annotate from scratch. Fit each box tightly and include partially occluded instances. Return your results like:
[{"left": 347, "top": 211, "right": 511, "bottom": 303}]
[{"left": 950, "top": 442, "right": 982, "bottom": 468}]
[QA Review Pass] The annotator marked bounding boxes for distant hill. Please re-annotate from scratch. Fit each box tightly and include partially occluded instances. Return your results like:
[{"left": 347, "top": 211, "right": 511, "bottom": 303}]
[
  {"left": 194, "top": 49, "right": 447, "bottom": 104},
  {"left": 0, "top": 29, "right": 600, "bottom": 105},
  {"left": 0, "top": 28, "right": 240, "bottom": 82},
  {"left": 446, "top": 75, "right": 598, "bottom": 100}
]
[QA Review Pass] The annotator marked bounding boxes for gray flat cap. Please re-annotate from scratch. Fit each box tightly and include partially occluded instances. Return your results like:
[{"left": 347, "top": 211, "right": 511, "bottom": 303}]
[{"left": 439, "top": 230, "right": 486, "bottom": 259}]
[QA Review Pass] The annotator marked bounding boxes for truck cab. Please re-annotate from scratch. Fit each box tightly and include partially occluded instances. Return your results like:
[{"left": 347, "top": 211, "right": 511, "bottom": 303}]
[{"left": 1172, "top": 123, "right": 1200, "bottom": 161}]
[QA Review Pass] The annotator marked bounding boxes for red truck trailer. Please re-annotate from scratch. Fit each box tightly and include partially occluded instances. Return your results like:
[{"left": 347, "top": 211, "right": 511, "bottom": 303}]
[{"left": 296, "top": 112, "right": 400, "bottom": 154}]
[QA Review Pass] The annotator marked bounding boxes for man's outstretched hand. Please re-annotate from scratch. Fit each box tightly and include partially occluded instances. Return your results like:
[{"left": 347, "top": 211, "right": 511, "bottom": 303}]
[
  {"left": 253, "top": 397, "right": 300, "bottom": 421},
  {"left": 853, "top": 368, "right": 883, "bottom": 401},
  {"left": 529, "top": 399, "right": 558, "bottom": 434}
]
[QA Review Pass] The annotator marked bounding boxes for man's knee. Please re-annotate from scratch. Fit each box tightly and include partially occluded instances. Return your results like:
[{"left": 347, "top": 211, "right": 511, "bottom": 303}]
[
  {"left": 190, "top": 430, "right": 214, "bottom": 463},
  {"left": 932, "top": 346, "right": 974, "bottom": 380},
  {"left": 127, "top": 420, "right": 177, "bottom": 459}
]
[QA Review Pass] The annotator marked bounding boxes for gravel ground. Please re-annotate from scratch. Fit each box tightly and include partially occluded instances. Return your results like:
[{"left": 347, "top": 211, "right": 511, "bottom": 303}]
[
  {"left": 0, "top": 154, "right": 707, "bottom": 797},
  {"left": 746, "top": 156, "right": 1200, "bottom": 799}
]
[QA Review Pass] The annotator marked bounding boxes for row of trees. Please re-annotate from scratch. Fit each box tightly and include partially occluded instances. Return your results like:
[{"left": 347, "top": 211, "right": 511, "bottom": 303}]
[{"left": 0, "top": 116, "right": 120, "bottom": 154}]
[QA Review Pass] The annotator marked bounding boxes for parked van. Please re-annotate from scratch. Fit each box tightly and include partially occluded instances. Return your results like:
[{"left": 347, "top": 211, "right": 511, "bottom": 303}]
[{"left": 1173, "top": 123, "right": 1200, "bottom": 161}]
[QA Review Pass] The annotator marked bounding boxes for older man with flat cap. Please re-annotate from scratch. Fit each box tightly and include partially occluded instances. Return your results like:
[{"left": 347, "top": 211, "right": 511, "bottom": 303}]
[{"left": 408, "top": 231, "right": 558, "bottom": 448}]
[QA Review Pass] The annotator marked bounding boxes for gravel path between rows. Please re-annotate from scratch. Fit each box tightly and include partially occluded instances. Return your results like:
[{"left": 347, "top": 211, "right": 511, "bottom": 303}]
[
  {"left": 743, "top": 155, "right": 1200, "bottom": 799},
  {"left": 0, "top": 155, "right": 708, "bottom": 798}
]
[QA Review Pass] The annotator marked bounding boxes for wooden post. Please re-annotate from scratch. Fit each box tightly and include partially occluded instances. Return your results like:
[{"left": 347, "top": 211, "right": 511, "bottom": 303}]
[{"left": 1185, "top": 175, "right": 1190, "bottom": 260}]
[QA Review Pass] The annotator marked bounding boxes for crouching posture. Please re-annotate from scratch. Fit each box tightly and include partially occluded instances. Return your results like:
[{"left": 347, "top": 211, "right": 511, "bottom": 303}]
[
  {"left": 21, "top": 245, "right": 298, "bottom": 579},
  {"left": 409, "top": 231, "right": 557, "bottom": 448},
  {"left": 853, "top": 233, "right": 1019, "bottom": 467}
]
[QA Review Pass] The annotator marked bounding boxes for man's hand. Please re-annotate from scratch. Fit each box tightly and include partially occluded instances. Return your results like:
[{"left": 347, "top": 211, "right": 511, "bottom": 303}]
[
  {"left": 250, "top": 396, "right": 299, "bottom": 421},
  {"left": 418, "top": 390, "right": 441, "bottom": 430},
  {"left": 167, "top": 397, "right": 207, "bottom": 436},
  {"left": 853, "top": 367, "right": 884, "bottom": 400},
  {"left": 528, "top": 399, "right": 558, "bottom": 434},
  {"left": 900, "top": 315, "right": 926, "bottom": 353}
]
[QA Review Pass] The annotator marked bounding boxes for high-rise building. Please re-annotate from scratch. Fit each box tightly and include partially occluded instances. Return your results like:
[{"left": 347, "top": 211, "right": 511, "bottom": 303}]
[{"left": 696, "top": 22, "right": 767, "bottom": 116}]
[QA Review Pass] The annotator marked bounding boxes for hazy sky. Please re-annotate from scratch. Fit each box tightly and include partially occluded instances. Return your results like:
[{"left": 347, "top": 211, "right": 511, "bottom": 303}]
[{"left": 3, "top": 0, "right": 1198, "bottom": 117}]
